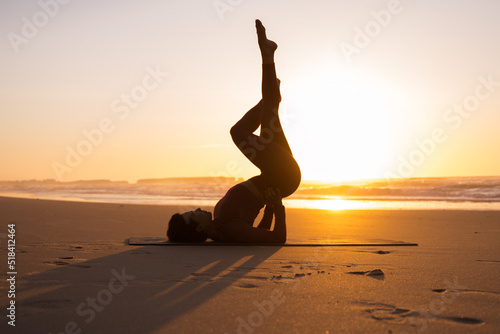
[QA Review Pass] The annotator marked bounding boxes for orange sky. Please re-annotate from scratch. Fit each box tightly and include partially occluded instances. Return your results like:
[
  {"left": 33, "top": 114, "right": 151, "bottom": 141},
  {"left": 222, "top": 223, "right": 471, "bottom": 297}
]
[{"left": 1, "top": 0, "right": 499, "bottom": 182}]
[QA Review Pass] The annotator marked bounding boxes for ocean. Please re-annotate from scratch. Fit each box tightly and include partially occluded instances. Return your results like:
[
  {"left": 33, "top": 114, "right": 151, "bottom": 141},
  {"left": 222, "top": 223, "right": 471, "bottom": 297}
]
[{"left": 1, "top": 176, "right": 500, "bottom": 211}]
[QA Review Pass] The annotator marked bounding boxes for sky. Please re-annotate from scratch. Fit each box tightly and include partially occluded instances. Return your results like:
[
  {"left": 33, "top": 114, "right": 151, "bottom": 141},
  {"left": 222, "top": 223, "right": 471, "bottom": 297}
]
[{"left": 1, "top": 0, "right": 499, "bottom": 183}]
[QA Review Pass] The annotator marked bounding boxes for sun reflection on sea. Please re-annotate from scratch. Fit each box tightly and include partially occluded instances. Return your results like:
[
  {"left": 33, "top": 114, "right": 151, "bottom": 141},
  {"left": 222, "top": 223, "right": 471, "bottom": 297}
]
[{"left": 283, "top": 197, "right": 379, "bottom": 211}]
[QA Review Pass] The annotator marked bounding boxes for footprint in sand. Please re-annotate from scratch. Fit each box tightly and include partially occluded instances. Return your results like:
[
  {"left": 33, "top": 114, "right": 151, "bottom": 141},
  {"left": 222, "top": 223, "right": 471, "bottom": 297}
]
[
  {"left": 347, "top": 269, "right": 385, "bottom": 280},
  {"left": 244, "top": 275, "right": 269, "bottom": 281},
  {"left": 366, "top": 306, "right": 412, "bottom": 324},
  {"left": 356, "top": 301, "right": 485, "bottom": 327},
  {"left": 190, "top": 272, "right": 211, "bottom": 277},
  {"left": 441, "top": 316, "right": 484, "bottom": 325},
  {"left": 43, "top": 260, "right": 69, "bottom": 266},
  {"left": 236, "top": 283, "right": 259, "bottom": 289},
  {"left": 355, "top": 302, "right": 413, "bottom": 324},
  {"left": 43, "top": 258, "right": 91, "bottom": 268},
  {"left": 433, "top": 287, "right": 500, "bottom": 296}
]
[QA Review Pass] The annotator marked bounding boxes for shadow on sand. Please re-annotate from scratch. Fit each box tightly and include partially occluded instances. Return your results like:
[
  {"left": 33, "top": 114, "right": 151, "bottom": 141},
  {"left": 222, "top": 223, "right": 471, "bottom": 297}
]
[{"left": 4, "top": 243, "right": 280, "bottom": 333}]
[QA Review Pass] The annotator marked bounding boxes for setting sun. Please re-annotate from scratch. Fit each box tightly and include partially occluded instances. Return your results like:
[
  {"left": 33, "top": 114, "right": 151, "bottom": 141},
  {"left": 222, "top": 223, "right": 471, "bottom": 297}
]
[{"left": 285, "top": 65, "right": 403, "bottom": 182}]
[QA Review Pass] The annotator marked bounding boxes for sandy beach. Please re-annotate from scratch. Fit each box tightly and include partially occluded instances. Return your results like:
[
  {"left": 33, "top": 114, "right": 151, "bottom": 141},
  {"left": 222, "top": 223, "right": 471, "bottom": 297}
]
[{"left": 0, "top": 196, "right": 499, "bottom": 333}]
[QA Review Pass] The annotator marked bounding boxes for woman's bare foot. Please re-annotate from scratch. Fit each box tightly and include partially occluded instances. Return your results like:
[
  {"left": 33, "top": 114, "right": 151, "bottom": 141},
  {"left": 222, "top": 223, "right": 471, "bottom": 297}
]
[{"left": 256, "top": 19, "right": 277, "bottom": 64}]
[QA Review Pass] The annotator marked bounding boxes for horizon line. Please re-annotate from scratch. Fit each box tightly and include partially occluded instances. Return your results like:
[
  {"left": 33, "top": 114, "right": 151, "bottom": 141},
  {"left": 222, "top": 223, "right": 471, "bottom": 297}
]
[{"left": 1, "top": 174, "right": 500, "bottom": 185}]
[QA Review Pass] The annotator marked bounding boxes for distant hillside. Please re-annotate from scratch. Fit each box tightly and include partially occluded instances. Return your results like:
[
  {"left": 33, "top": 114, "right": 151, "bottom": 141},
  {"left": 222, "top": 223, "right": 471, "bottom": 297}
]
[
  {"left": 0, "top": 178, "right": 247, "bottom": 186},
  {"left": 0, "top": 179, "right": 128, "bottom": 186},
  {"left": 136, "top": 177, "right": 243, "bottom": 184}
]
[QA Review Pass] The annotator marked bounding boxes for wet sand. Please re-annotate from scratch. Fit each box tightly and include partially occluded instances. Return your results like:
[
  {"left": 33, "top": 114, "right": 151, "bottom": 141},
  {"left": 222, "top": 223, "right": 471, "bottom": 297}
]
[{"left": 0, "top": 196, "right": 499, "bottom": 333}]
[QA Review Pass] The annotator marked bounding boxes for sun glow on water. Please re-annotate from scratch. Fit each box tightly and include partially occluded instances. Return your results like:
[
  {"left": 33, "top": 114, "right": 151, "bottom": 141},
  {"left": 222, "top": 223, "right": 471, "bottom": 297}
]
[{"left": 284, "top": 197, "right": 377, "bottom": 211}]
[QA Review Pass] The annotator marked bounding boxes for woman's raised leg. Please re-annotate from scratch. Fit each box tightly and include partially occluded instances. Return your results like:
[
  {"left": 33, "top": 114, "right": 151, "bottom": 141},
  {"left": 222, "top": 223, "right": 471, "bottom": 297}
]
[
  {"left": 256, "top": 20, "right": 292, "bottom": 154},
  {"left": 230, "top": 100, "right": 263, "bottom": 145},
  {"left": 230, "top": 20, "right": 301, "bottom": 197}
]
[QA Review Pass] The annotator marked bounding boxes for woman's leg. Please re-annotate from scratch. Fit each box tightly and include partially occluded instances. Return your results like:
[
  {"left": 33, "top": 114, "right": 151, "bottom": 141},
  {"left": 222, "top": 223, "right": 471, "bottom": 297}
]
[
  {"left": 230, "top": 20, "right": 300, "bottom": 197},
  {"left": 256, "top": 19, "right": 292, "bottom": 154},
  {"left": 230, "top": 100, "right": 262, "bottom": 143},
  {"left": 260, "top": 64, "right": 292, "bottom": 154}
]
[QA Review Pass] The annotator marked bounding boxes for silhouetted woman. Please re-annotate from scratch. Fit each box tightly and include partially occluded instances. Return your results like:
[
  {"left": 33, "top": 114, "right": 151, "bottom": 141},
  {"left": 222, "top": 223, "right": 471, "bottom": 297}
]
[{"left": 167, "top": 20, "right": 301, "bottom": 243}]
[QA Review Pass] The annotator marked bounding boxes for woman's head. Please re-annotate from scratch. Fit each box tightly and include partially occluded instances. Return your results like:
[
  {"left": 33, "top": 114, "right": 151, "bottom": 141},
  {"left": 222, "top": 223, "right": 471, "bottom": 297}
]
[{"left": 167, "top": 208, "right": 212, "bottom": 242}]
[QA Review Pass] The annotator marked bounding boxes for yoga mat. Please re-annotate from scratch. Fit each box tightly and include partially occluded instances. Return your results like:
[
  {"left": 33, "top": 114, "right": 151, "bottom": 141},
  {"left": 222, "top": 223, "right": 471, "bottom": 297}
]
[{"left": 128, "top": 237, "right": 418, "bottom": 247}]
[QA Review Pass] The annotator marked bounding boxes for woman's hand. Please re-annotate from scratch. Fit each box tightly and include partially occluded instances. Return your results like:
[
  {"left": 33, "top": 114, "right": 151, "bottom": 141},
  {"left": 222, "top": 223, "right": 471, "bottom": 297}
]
[{"left": 264, "top": 187, "right": 282, "bottom": 207}]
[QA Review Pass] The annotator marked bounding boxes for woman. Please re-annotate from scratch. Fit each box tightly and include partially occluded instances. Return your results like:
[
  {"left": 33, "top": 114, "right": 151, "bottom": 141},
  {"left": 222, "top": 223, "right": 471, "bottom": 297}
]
[{"left": 167, "top": 20, "right": 301, "bottom": 243}]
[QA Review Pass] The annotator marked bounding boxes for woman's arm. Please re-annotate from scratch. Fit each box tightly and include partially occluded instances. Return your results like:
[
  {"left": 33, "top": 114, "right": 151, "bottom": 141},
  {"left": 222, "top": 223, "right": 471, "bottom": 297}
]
[
  {"left": 257, "top": 205, "right": 274, "bottom": 229},
  {"left": 269, "top": 204, "right": 286, "bottom": 242},
  {"left": 224, "top": 205, "right": 286, "bottom": 243},
  {"left": 225, "top": 188, "right": 286, "bottom": 243}
]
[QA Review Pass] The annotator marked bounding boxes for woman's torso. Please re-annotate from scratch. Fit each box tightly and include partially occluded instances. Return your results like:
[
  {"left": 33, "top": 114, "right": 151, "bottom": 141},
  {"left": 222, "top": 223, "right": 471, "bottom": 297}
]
[{"left": 212, "top": 180, "right": 265, "bottom": 240}]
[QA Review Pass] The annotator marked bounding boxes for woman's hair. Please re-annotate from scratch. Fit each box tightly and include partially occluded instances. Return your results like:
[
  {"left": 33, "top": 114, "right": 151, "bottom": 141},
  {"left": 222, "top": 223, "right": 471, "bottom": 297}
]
[{"left": 167, "top": 213, "right": 208, "bottom": 242}]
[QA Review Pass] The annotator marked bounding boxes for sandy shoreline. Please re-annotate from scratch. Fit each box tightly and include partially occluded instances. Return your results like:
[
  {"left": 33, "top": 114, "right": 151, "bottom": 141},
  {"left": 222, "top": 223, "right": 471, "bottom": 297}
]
[{"left": 0, "top": 196, "right": 499, "bottom": 333}]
